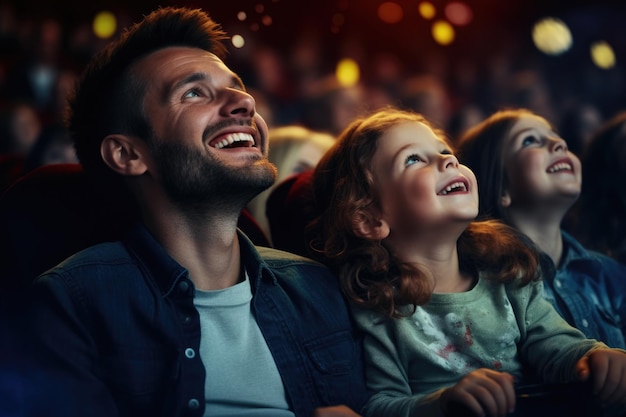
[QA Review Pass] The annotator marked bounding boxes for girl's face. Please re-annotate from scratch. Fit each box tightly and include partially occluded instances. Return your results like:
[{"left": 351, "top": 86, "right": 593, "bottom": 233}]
[
  {"left": 369, "top": 121, "right": 478, "bottom": 239},
  {"left": 501, "top": 114, "right": 582, "bottom": 208}
]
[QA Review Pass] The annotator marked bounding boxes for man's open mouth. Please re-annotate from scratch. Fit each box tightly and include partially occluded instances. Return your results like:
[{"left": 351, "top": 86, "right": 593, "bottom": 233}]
[{"left": 211, "top": 132, "right": 255, "bottom": 149}]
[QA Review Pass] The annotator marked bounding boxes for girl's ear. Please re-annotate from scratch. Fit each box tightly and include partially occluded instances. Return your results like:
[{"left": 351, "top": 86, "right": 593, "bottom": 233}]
[
  {"left": 352, "top": 210, "right": 390, "bottom": 240},
  {"left": 101, "top": 134, "right": 149, "bottom": 176},
  {"left": 500, "top": 189, "right": 512, "bottom": 208}
]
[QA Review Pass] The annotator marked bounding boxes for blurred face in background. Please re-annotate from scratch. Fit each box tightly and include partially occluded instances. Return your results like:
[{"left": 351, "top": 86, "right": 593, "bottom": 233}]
[
  {"left": 501, "top": 114, "right": 581, "bottom": 210},
  {"left": 12, "top": 103, "right": 41, "bottom": 155}
]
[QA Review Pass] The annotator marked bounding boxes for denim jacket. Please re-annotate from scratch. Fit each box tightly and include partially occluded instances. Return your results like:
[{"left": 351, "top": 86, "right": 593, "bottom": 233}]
[
  {"left": 14, "top": 223, "right": 369, "bottom": 417},
  {"left": 541, "top": 231, "right": 626, "bottom": 348}
]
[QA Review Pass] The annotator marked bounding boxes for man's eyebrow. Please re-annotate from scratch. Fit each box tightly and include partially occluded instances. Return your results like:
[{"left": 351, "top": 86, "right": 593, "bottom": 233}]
[{"left": 165, "top": 72, "right": 207, "bottom": 100}]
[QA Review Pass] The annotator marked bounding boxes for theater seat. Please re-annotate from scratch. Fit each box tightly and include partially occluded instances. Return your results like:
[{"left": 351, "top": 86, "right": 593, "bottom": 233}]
[
  {"left": 0, "top": 153, "right": 26, "bottom": 195},
  {"left": 266, "top": 170, "right": 318, "bottom": 258},
  {"left": 0, "top": 164, "right": 269, "bottom": 290}
]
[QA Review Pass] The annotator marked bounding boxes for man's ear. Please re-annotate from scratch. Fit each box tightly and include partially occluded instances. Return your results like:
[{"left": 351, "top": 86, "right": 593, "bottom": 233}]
[
  {"left": 352, "top": 210, "right": 390, "bottom": 240},
  {"left": 101, "top": 134, "right": 149, "bottom": 176},
  {"left": 500, "top": 189, "right": 512, "bottom": 208}
]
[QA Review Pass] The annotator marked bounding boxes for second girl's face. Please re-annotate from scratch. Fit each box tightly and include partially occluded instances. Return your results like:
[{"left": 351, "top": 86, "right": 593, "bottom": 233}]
[
  {"left": 502, "top": 115, "right": 582, "bottom": 206},
  {"left": 370, "top": 121, "right": 478, "bottom": 237}
]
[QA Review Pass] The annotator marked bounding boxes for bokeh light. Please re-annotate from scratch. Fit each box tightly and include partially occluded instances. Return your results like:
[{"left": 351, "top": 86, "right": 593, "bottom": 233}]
[
  {"left": 262, "top": 15, "right": 272, "bottom": 26},
  {"left": 92, "top": 11, "right": 117, "bottom": 39},
  {"left": 418, "top": 2, "right": 436, "bottom": 20},
  {"left": 231, "top": 34, "right": 245, "bottom": 48},
  {"left": 336, "top": 58, "right": 360, "bottom": 87},
  {"left": 432, "top": 20, "right": 455, "bottom": 45},
  {"left": 378, "top": 2, "right": 404, "bottom": 24},
  {"left": 237, "top": 11, "right": 247, "bottom": 21},
  {"left": 591, "top": 41, "right": 616, "bottom": 69},
  {"left": 445, "top": 2, "right": 472, "bottom": 26},
  {"left": 532, "top": 17, "right": 572, "bottom": 55}
]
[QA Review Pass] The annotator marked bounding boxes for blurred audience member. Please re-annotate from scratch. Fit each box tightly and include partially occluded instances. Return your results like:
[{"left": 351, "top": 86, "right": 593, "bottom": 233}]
[
  {"left": 447, "top": 103, "right": 485, "bottom": 145},
  {"left": 0, "top": 99, "right": 41, "bottom": 156},
  {"left": 399, "top": 74, "right": 451, "bottom": 129},
  {"left": 3, "top": 18, "right": 65, "bottom": 122},
  {"left": 302, "top": 76, "right": 368, "bottom": 136},
  {"left": 458, "top": 108, "right": 626, "bottom": 348},
  {"left": 247, "top": 125, "right": 335, "bottom": 243},
  {"left": 0, "top": 99, "right": 41, "bottom": 192},
  {"left": 558, "top": 102, "right": 604, "bottom": 157},
  {"left": 569, "top": 111, "right": 626, "bottom": 265},
  {"left": 504, "top": 69, "right": 558, "bottom": 127},
  {"left": 25, "top": 124, "right": 77, "bottom": 170}
]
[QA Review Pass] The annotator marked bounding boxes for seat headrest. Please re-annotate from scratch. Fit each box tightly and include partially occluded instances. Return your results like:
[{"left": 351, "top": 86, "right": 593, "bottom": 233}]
[
  {"left": 0, "top": 164, "right": 136, "bottom": 288},
  {"left": 266, "top": 170, "right": 318, "bottom": 257},
  {"left": 0, "top": 163, "right": 270, "bottom": 289}
]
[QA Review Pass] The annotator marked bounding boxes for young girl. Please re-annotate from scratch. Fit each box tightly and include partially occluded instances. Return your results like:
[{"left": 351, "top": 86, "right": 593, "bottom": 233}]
[
  {"left": 456, "top": 108, "right": 626, "bottom": 349},
  {"left": 308, "top": 108, "right": 626, "bottom": 417}
]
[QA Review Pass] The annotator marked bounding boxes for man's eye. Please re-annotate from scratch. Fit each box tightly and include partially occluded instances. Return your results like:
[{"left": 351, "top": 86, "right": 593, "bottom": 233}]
[
  {"left": 183, "top": 89, "right": 201, "bottom": 99},
  {"left": 405, "top": 154, "right": 422, "bottom": 166}
]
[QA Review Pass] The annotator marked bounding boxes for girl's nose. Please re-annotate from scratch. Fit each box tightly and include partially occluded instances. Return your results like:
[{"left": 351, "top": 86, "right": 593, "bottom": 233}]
[
  {"left": 549, "top": 136, "right": 568, "bottom": 153},
  {"left": 440, "top": 154, "right": 459, "bottom": 170}
]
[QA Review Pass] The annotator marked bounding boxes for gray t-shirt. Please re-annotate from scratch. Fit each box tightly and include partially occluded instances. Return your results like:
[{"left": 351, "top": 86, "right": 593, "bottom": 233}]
[{"left": 194, "top": 273, "right": 295, "bottom": 417}]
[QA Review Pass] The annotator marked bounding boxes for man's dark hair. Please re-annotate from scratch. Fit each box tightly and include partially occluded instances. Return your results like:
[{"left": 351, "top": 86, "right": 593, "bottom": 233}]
[{"left": 66, "top": 7, "right": 228, "bottom": 182}]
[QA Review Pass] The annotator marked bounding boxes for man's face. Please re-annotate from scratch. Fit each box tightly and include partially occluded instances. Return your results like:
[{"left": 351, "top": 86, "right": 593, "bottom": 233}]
[{"left": 132, "top": 46, "right": 276, "bottom": 207}]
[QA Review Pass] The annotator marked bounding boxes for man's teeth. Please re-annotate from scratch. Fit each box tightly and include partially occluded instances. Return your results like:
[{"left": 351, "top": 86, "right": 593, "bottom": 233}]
[
  {"left": 547, "top": 162, "right": 572, "bottom": 173},
  {"left": 213, "top": 132, "right": 254, "bottom": 149},
  {"left": 439, "top": 182, "right": 467, "bottom": 195}
]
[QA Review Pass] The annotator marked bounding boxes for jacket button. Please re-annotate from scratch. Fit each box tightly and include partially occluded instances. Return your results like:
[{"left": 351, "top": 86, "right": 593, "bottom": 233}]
[
  {"left": 187, "top": 398, "right": 200, "bottom": 410},
  {"left": 185, "top": 348, "right": 196, "bottom": 359},
  {"left": 177, "top": 280, "right": 190, "bottom": 294}
]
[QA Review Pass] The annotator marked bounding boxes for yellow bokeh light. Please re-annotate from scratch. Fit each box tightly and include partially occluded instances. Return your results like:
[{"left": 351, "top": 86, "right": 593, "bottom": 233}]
[
  {"left": 591, "top": 41, "right": 616, "bottom": 69},
  {"left": 378, "top": 2, "right": 404, "bottom": 24},
  {"left": 419, "top": 2, "right": 436, "bottom": 20},
  {"left": 532, "top": 17, "right": 572, "bottom": 55},
  {"left": 92, "top": 11, "right": 117, "bottom": 39},
  {"left": 432, "top": 20, "right": 455, "bottom": 45},
  {"left": 231, "top": 34, "right": 245, "bottom": 49},
  {"left": 336, "top": 58, "right": 360, "bottom": 87}
]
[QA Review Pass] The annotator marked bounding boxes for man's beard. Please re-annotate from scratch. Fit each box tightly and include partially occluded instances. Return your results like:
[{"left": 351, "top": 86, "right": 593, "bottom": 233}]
[{"left": 149, "top": 136, "right": 276, "bottom": 213}]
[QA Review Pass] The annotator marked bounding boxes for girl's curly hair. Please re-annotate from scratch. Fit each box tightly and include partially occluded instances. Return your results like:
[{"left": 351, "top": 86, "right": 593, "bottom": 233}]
[{"left": 308, "top": 108, "right": 540, "bottom": 318}]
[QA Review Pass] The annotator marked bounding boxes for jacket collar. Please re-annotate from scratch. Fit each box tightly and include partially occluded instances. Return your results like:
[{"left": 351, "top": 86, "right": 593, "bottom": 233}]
[{"left": 123, "top": 222, "right": 276, "bottom": 297}]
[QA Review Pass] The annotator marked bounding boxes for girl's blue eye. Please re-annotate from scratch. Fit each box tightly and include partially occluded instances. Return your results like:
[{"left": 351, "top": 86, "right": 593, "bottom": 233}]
[
  {"left": 405, "top": 154, "right": 421, "bottom": 166},
  {"left": 521, "top": 135, "right": 540, "bottom": 147}
]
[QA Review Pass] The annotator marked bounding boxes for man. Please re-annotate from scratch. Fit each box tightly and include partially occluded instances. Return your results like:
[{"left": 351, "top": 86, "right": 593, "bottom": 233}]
[{"left": 15, "top": 7, "right": 368, "bottom": 417}]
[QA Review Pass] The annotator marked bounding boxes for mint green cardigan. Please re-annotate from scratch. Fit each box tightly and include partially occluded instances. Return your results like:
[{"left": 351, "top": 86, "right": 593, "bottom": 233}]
[{"left": 354, "top": 277, "right": 605, "bottom": 417}]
